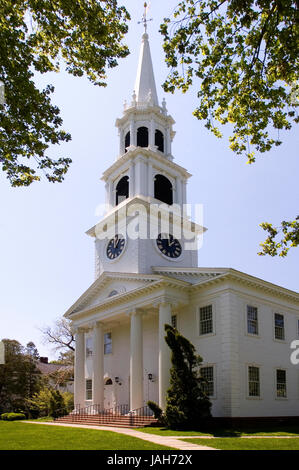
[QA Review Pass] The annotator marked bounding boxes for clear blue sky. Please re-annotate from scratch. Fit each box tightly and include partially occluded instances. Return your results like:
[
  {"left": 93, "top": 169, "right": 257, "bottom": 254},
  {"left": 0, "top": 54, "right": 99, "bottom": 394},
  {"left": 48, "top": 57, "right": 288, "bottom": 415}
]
[{"left": 1, "top": 0, "right": 298, "bottom": 360}]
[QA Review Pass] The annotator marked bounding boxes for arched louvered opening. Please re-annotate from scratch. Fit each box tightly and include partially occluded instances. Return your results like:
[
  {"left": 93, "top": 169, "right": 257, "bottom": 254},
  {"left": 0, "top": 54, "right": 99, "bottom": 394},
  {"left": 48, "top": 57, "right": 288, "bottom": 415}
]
[
  {"left": 137, "top": 126, "right": 149, "bottom": 147},
  {"left": 116, "top": 176, "right": 129, "bottom": 205},
  {"left": 125, "top": 131, "right": 130, "bottom": 152},
  {"left": 155, "top": 129, "right": 164, "bottom": 153},
  {"left": 154, "top": 174, "right": 173, "bottom": 205}
]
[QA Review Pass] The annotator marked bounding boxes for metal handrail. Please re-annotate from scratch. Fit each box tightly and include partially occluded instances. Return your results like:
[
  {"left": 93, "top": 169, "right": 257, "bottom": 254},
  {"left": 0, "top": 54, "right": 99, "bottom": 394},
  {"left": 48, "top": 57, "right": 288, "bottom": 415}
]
[{"left": 129, "top": 405, "right": 154, "bottom": 426}]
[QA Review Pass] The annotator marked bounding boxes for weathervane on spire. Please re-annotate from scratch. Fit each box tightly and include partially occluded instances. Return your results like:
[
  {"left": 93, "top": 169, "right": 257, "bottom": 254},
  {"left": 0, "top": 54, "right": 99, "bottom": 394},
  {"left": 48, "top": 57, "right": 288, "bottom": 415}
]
[{"left": 138, "top": 2, "right": 152, "bottom": 33}]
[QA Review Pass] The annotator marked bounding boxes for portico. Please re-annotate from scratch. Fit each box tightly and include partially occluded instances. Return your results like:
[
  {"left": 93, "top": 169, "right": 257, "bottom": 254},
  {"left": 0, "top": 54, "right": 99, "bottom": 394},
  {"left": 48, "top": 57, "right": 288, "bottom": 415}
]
[{"left": 68, "top": 272, "right": 188, "bottom": 412}]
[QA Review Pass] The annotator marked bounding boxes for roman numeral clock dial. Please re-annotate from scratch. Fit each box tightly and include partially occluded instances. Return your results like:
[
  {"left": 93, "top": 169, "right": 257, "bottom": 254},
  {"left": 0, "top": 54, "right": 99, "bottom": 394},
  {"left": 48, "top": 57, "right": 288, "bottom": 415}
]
[
  {"left": 106, "top": 235, "right": 126, "bottom": 260},
  {"left": 156, "top": 233, "right": 182, "bottom": 259}
]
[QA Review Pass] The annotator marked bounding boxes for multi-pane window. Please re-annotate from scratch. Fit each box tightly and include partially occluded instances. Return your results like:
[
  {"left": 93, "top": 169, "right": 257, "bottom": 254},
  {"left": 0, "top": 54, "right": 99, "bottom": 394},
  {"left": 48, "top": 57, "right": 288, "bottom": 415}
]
[
  {"left": 171, "top": 315, "right": 177, "bottom": 329},
  {"left": 85, "top": 337, "right": 93, "bottom": 357},
  {"left": 86, "top": 379, "right": 92, "bottom": 400},
  {"left": 276, "top": 369, "right": 287, "bottom": 398},
  {"left": 199, "top": 305, "right": 213, "bottom": 335},
  {"left": 247, "top": 306, "right": 258, "bottom": 335},
  {"left": 274, "top": 313, "right": 285, "bottom": 340},
  {"left": 104, "top": 332, "right": 112, "bottom": 355},
  {"left": 248, "top": 366, "right": 260, "bottom": 397},
  {"left": 200, "top": 366, "right": 214, "bottom": 397}
]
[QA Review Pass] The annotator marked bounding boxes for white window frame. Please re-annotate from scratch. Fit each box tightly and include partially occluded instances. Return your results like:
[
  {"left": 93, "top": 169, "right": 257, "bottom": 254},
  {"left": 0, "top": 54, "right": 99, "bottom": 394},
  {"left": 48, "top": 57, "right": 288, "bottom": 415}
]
[
  {"left": 275, "top": 368, "right": 287, "bottom": 399},
  {"left": 104, "top": 332, "right": 112, "bottom": 355},
  {"left": 86, "top": 379, "right": 92, "bottom": 401},
  {"left": 246, "top": 305, "right": 259, "bottom": 336},
  {"left": 85, "top": 337, "right": 93, "bottom": 357},
  {"left": 171, "top": 314, "right": 177, "bottom": 329},
  {"left": 273, "top": 312, "right": 286, "bottom": 342},
  {"left": 200, "top": 364, "right": 216, "bottom": 399},
  {"left": 198, "top": 304, "right": 215, "bottom": 337},
  {"left": 247, "top": 364, "right": 261, "bottom": 399}
]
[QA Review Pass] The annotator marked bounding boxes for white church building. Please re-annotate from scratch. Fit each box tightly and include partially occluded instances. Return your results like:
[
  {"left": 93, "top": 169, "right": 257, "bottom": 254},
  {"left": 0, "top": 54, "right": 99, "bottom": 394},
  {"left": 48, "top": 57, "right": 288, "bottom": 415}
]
[{"left": 65, "top": 31, "right": 299, "bottom": 420}]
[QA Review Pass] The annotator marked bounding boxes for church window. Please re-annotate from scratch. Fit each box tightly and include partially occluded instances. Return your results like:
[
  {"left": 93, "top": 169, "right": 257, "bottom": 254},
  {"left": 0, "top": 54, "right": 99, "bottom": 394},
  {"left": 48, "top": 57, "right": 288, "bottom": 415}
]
[
  {"left": 104, "top": 332, "right": 112, "bottom": 355},
  {"left": 137, "top": 126, "right": 149, "bottom": 147},
  {"left": 155, "top": 129, "right": 164, "bottom": 153},
  {"left": 274, "top": 313, "right": 285, "bottom": 341},
  {"left": 108, "top": 290, "right": 118, "bottom": 298},
  {"left": 116, "top": 176, "right": 129, "bottom": 205},
  {"left": 125, "top": 131, "right": 130, "bottom": 152},
  {"left": 86, "top": 379, "right": 92, "bottom": 400},
  {"left": 200, "top": 366, "right": 214, "bottom": 397},
  {"left": 247, "top": 305, "right": 258, "bottom": 335},
  {"left": 199, "top": 305, "right": 213, "bottom": 335},
  {"left": 85, "top": 337, "right": 93, "bottom": 357},
  {"left": 105, "top": 378, "right": 113, "bottom": 385},
  {"left": 248, "top": 366, "right": 260, "bottom": 397},
  {"left": 276, "top": 369, "right": 287, "bottom": 398},
  {"left": 154, "top": 174, "right": 173, "bottom": 205}
]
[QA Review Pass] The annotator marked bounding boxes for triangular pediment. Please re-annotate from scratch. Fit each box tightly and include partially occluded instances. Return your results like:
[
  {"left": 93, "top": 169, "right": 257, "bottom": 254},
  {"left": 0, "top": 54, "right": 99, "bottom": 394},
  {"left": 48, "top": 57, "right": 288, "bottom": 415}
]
[{"left": 64, "top": 272, "right": 162, "bottom": 317}]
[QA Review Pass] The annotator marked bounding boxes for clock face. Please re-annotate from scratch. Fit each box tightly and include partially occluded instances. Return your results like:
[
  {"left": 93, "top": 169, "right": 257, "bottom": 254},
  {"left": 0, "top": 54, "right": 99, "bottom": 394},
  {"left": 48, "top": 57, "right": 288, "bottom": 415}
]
[
  {"left": 106, "top": 235, "right": 126, "bottom": 260},
  {"left": 156, "top": 233, "right": 182, "bottom": 259}
]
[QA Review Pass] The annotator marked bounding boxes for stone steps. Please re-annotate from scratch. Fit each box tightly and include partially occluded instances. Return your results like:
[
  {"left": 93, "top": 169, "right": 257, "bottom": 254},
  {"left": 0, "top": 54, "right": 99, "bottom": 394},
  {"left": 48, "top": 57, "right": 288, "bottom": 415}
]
[{"left": 54, "top": 414, "right": 157, "bottom": 428}]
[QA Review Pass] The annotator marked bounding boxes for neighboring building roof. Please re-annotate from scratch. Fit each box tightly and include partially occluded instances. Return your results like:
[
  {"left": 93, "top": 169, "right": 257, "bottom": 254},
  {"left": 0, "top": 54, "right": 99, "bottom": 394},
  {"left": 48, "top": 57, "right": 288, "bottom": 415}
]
[{"left": 36, "top": 361, "right": 71, "bottom": 375}]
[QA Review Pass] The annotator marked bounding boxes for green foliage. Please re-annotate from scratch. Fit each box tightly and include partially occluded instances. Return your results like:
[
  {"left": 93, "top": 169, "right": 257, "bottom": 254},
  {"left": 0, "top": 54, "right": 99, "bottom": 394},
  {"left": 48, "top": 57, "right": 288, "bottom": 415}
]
[
  {"left": 1, "top": 412, "right": 26, "bottom": 421},
  {"left": 164, "top": 324, "right": 212, "bottom": 429},
  {"left": 0, "top": 0, "right": 130, "bottom": 186},
  {"left": 160, "top": 0, "right": 298, "bottom": 163},
  {"left": 147, "top": 325, "right": 212, "bottom": 430},
  {"left": 258, "top": 216, "right": 299, "bottom": 256},
  {"left": 26, "top": 387, "right": 73, "bottom": 418},
  {"left": 147, "top": 400, "right": 164, "bottom": 422},
  {"left": 49, "top": 390, "right": 67, "bottom": 418},
  {"left": 0, "top": 339, "right": 41, "bottom": 414}
]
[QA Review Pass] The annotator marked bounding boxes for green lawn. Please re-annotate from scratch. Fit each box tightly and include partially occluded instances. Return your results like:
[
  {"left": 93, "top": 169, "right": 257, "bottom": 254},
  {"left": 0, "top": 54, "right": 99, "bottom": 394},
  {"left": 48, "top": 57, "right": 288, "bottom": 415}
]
[
  {"left": 138, "top": 424, "right": 299, "bottom": 437},
  {"left": 0, "top": 421, "right": 174, "bottom": 450},
  {"left": 181, "top": 437, "right": 299, "bottom": 450}
]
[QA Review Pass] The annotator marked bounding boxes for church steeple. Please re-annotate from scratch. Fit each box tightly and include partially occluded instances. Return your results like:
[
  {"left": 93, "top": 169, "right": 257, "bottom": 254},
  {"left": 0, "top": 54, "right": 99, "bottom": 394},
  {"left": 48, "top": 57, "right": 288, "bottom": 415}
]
[{"left": 134, "top": 32, "right": 159, "bottom": 107}]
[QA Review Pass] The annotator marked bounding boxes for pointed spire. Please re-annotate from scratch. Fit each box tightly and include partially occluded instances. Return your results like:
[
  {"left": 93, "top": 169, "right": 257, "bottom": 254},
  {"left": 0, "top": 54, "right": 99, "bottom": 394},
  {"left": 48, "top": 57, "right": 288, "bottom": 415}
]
[{"left": 134, "top": 32, "right": 159, "bottom": 107}]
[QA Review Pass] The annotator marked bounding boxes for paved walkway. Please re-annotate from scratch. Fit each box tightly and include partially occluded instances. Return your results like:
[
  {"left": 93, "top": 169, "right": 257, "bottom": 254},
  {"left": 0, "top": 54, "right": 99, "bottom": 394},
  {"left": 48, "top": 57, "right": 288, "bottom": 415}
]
[{"left": 24, "top": 421, "right": 216, "bottom": 450}]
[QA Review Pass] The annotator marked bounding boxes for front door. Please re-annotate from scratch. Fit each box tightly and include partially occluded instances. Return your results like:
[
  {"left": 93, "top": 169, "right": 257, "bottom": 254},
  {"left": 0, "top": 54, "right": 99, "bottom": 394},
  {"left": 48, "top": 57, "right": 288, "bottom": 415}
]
[{"left": 104, "top": 380, "right": 114, "bottom": 409}]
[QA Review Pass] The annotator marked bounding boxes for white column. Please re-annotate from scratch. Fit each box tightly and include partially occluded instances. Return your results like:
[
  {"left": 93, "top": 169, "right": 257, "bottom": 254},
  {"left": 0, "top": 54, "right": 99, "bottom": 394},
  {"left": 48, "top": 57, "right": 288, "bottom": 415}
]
[
  {"left": 166, "top": 127, "right": 171, "bottom": 155},
  {"left": 130, "top": 310, "right": 143, "bottom": 410},
  {"left": 130, "top": 120, "right": 136, "bottom": 146},
  {"left": 92, "top": 322, "right": 104, "bottom": 409},
  {"left": 109, "top": 179, "right": 114, "bottom": 209},
  {"left": 149, "top": 118, "right": 155, "bottom": 149},
  {"left": 134, "top": 156, "right": 146, "bottom": 197},
  {"left": 182, "top": 180, "right": 187, "bottom": 206},
  {"left": 175, "top": 176, "right": 182, "bottom": 205},
  {"left": 119, "top": 128, "right": 125, "bottom": 156},
  {"left": 158, "top": 301, "right": 172, "bottom": 410},
  {"left": 148, "top": 160, "right": 153, "bottom": 198},
  {"left": 74, "top": 328, "right": 85, "bottom": 409},
  {"left": 129, "top": 162, "right": 135, "bottom": 198}
]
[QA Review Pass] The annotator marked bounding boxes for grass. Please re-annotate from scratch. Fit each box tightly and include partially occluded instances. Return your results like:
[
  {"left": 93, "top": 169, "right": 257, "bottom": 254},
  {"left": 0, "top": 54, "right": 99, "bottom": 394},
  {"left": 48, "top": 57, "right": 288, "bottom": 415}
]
[
  {"left": 0, "top": 421, "right": 174, "bottom": 450},
  {"left": 181, "top": 437, "right": 299, "bottom": 450},
  {"left": 138, "top": 424, "right": 299, "bottom": 437}
]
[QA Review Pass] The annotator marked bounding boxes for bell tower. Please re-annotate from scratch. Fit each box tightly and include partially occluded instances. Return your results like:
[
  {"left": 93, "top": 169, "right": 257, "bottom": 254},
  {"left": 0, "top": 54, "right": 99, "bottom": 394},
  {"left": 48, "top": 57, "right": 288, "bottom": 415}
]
[{"left": 87, "top": 30, "right": 205, "bottom": 277}]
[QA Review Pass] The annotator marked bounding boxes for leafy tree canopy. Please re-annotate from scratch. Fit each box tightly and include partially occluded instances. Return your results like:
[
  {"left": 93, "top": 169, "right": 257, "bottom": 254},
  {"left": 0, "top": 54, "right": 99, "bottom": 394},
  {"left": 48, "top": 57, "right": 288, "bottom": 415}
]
[
  {"left": 0, "top": 0, "right": 130, "bottom": 186},
  {"left": 160, "top": 0, "right": 298, "bottom": 256},
  {"left": 161, "top": 0, "right": 298, "bottom": 162}
]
